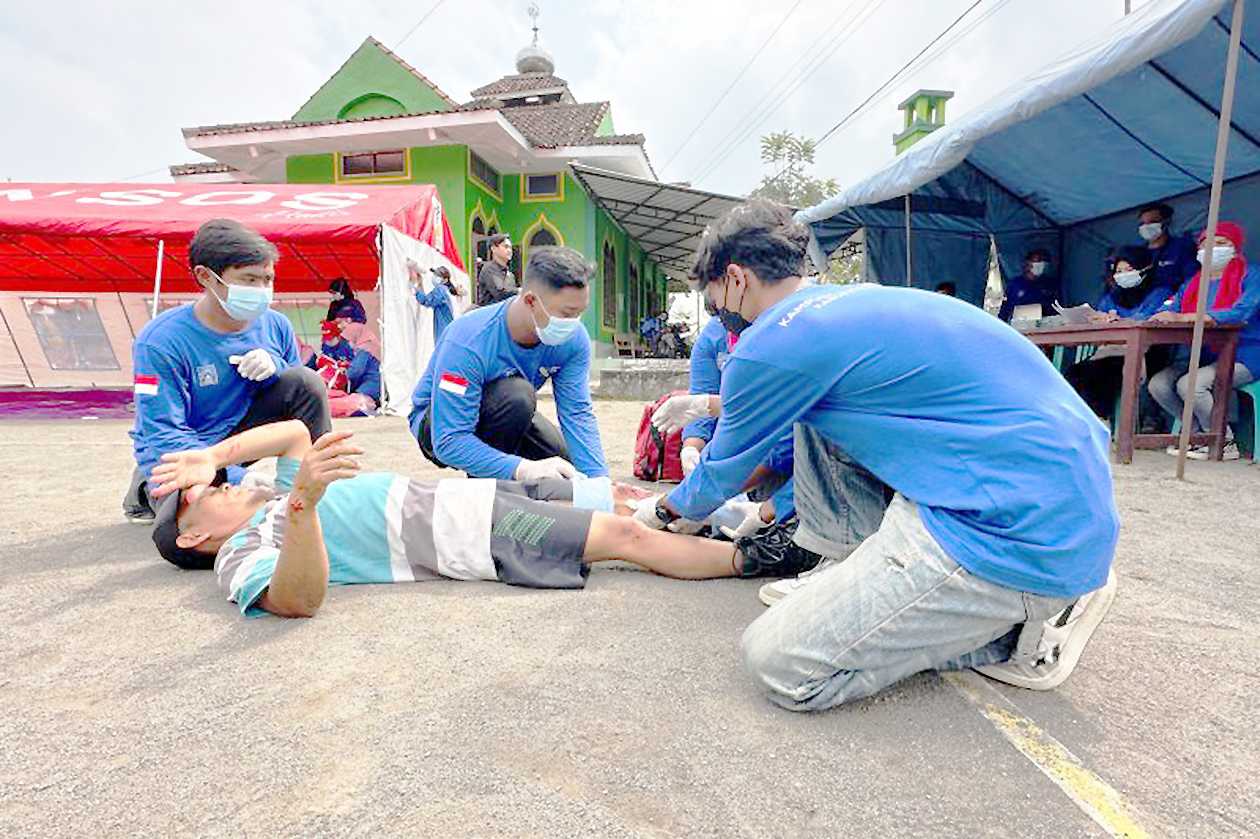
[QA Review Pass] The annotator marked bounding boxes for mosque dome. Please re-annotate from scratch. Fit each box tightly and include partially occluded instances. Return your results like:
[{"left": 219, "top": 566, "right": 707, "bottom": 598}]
[{"left": 515, "top": 44, "right": 555, "bottom": 75}]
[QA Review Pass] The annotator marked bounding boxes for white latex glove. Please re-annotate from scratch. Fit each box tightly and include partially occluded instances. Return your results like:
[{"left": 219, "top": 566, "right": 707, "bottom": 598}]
[
  {"left": 651, "top": 394, "right": 713, "bottom": 436},
  {"left": 229, "top": 349, "right": 277, "bottom": 382},
  {"left": 715, "top": 498, "right": 771, "bottom": 539},
  {"left": 514, "top": 456, "right": 581, "bottom": 482},
  {"left": 680, "top": 445, "right": 702, "bottom": 477},
  {"left": 629, "top": 494, "right": 668, "bottom": 530}
]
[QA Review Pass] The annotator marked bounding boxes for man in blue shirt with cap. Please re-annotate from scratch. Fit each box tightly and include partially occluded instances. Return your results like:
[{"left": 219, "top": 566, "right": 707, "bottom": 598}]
[
  {"left": 409, "top": 246, "right": 607, "bottom": 483},
  {"left": 634, "top": 200, "right": 1119, "bottom": 711}
]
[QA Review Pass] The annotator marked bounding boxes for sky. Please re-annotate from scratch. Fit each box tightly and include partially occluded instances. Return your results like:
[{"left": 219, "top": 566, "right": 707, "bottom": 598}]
[{"left": 0, "top": 0, "right": 1154, "bottom": 197}]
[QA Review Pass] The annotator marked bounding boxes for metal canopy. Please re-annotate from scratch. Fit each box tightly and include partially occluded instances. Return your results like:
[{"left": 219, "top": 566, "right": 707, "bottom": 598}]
[{"left": 568, "top": 164, "right": 747, "bottom": 277}]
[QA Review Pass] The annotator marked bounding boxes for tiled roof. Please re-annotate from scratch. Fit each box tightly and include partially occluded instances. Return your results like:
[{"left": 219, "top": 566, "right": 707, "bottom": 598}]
[
  {"left": 470, "top": 73, "right": 570, "bottom": 98},
  {"left": 169, "top": 161, "right": 234, "bottom": 175},
  {"left": 500, "top": 102, "right": 614, "bottom": 147},
  {"left": 182, "top": 109, "right": 467, "bottom": 138},
  {"left": 181, "top": 99, "right": 645, "bottom": 151}
]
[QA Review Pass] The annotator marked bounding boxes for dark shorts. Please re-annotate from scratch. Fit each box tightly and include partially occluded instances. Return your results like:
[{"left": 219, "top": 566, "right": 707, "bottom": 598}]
[{"left": 489, "top": 480, "right": 593, "bottom": 589}]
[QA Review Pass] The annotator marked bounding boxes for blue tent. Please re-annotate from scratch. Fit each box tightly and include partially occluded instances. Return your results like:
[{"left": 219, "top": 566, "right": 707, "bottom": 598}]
[{"left": 797, "top": 0, "right": 1259, "bottom": 309}]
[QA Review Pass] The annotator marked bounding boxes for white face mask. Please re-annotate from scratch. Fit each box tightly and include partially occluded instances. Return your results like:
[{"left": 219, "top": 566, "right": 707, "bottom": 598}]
[
  {"left": 530, "top": 296, "right": 582, "bottom": 346},
  {"left": 1138, "top": 222, "right": 1164, "bottom": 243},
  {"left": 1029, "top": 261, "right": 1048, "bottom": 277},
  {"left": 1114, "top": 269, "right": 1143, "bottom": 289},
  {"left": 1196, "top": 245, "right": 1236, "bottom": 269}
]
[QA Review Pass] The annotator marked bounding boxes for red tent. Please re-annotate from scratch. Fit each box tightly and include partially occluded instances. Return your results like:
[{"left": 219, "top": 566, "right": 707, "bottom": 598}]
[
  {"left": 0, "top": 183, "right": 464, "bottom": 294},
  {"left": 0, "top": 183, "right": 466, "bottom": 391}
]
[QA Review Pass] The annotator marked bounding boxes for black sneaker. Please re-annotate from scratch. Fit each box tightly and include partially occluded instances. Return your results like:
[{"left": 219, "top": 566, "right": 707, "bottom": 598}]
[
  {"left": 735, "top": 516, "right": 823, "bottom": 579},
  {"left": 123, "top": 481, "right": 155, "bottom": 525}
]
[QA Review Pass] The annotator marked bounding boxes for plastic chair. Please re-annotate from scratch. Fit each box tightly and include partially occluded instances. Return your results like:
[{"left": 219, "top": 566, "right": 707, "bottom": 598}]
[{"left": 1238, "top": 380, "right": 1260, "bottom": 461}]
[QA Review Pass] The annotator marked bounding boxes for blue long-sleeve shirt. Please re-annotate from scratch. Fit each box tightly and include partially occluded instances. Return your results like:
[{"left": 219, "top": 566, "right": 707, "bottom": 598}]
[
  {"left": 667, "top": 284, "right": 1118, "bottom": 600},
  {"left": 348, "top": 349, "right": 381, "bottom": 402},
  {"left": 130, "top": 305, "right": 300, "bottom": 478},
  {"left": 1096, "top": 283, "right": 1171, "bottom": 321},
  {"left": 1160, "top": 264, "right": 1260, "bottom": 375},
  {"left": 416, "top": 285, "right": 455, "bottom": 343},
  {"left": 683, "top": 317, "right": 730, "bottom": 442},
  {"left": 1147, "top": 233, "right": 1201, "bottom": 294},
  {"left": 998, "top": 274, "right": 1059, "bottom": 322},
  {"left": 408, "top": 300, "right": 608, "bottom": 479}
]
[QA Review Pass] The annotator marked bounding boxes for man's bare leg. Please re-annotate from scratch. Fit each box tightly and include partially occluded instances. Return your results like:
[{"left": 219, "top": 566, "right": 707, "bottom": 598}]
[{"left": 581, "top": 514, "right": 740, "bottom": 580}]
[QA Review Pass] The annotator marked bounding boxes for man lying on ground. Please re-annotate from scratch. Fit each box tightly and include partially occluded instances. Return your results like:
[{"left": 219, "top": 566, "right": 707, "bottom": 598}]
[{"left": 147, "top": 421, "right": 796, "bottom": 619}]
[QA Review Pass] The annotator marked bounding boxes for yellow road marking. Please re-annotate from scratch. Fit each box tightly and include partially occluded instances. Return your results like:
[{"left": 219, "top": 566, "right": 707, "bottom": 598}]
[{"left": 943, "top": 671, "right": 1150, "bottom": 839}]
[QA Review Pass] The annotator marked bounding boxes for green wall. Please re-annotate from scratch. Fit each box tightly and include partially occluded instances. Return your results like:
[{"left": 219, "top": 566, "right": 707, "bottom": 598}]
[
  {"left": 286, "top": 153, "right": 335, "bottom": 182},
  {"left": 283, "top": 143, "right": 665, "bottom": 345},
  {"left": 293, "top": 39, "right": 453, "bottom": 122}
]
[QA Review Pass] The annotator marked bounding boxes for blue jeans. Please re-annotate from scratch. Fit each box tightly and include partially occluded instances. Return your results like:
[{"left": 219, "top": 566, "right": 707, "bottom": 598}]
[{"left": 742, "top": 429, "right": 1073, "bottom": 712}]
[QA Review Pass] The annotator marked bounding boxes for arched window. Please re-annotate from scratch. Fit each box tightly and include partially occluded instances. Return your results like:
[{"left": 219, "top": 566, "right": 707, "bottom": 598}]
[
  {"left": 472, "top": 216, "right": 487, "bottom": 267},
  {"left": 628, "top": 262, "right": 640, "bottom": 329},
  {"left": 602, "top": 242, "right": 617, "bottom": 329},
  {"left": 529, "top": 227, "right": 557, "bottom": 248}
]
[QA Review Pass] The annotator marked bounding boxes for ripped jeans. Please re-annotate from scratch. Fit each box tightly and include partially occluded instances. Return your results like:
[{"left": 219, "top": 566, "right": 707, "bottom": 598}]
[{"left": 741, "top": 427, "right": 1073, "bottom": 712}]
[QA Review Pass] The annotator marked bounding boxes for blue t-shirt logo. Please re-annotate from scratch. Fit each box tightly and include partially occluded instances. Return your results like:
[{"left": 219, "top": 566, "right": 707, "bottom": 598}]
[{"left": 196, "top": 363, "right": 219, "bottom": 387}]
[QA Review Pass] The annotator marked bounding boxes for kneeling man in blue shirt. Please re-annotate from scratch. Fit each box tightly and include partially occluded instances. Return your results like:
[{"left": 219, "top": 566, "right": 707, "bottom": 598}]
[
  {"left": 409, "top": 246, "right": 608, "bottom": 483},
  {"left": 124, "top": 219, "right": 330, "bottom": 526},
  {"left": 634, "top": 201, "right": 1120, "bottom": 710}
]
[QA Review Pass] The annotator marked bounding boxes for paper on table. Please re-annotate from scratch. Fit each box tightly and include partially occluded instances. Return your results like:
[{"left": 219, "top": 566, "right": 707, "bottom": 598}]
[{"left": 1052, "top": 301, "right": 1097, "bottom": 324}]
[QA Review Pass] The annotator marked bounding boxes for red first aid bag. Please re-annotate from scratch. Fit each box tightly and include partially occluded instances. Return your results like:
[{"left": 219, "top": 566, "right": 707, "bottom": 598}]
[{"left": 633, "top": 390, "right": 686, "bottom": 483}]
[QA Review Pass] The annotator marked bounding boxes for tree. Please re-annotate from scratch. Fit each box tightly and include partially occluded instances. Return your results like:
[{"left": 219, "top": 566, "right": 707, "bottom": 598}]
[{"left": 749, "top": 131, "right": 839, "bottom": 208}]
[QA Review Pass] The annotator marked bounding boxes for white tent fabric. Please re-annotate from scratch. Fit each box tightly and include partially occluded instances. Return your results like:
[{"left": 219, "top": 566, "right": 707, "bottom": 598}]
[
  {"left": 378, "top": 225, "right": 470, "bottom": 415},
  {"left": 797, "top": 0, "right": 1230, "bottom": 226}
]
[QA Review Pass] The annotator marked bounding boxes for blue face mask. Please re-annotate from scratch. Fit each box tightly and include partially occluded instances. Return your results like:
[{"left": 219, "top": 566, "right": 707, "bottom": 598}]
[
  {"left": 531, "top": 297, "right": 582, "bottom": 346},
  {"left": 207, "top": 270, "right": 273, "bottom": 322}
]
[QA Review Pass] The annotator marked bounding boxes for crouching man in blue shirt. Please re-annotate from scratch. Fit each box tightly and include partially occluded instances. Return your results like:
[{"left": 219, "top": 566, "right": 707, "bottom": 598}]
[
  {"left": 634, "top": 201, "right": 1120, "bottom": 710},
  {"left": 409, "top": 246, "right": 608, "bottom": 483},
  {"left": 124, "top": 219, "right": 331, "bottom": 527}
]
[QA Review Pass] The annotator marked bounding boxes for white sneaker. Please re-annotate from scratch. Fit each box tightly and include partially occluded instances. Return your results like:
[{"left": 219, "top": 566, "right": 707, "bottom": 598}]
[
  {"left": 758, "top": 557, "right": 837, "bottom": 606},
  {"left": 1221, "top": 439, "right": 1240, "bottom": 461},
  {"left": 974, "top": 568, "right": 1117, "bottom": 691},
  {"left": 1166, "top": 443, "right": 1209, "bottom": 460}
]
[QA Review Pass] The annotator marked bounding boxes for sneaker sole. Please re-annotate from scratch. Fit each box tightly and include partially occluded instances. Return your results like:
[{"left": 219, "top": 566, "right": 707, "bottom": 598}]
[
  {"left": 976, "top": 569, "right": 1117, "bottom": 691},
  {"left": 124, "top": 513, "right": 155, "bottom": 525},
  {"left": 758, "top": 582, "right": 788, "bottom": 607}
]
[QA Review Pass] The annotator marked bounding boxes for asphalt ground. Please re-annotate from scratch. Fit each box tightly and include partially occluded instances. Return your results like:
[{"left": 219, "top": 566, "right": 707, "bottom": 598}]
[{"left": 2, "top": 400, "right": 1257, "bottom": 837}]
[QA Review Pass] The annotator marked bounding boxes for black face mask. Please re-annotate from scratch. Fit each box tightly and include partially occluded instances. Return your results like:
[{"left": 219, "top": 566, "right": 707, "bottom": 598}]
[{"left": 716, "top": 281, "right": 752, "bottom": 336}]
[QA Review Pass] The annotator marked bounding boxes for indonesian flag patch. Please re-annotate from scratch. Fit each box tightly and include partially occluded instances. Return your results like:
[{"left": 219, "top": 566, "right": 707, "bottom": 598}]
[
  {"left": 133, "top": 374, "right": 159, "bottom": 396},
  {"left": 438, "top": 372, "right": 469, "bottom": 397}
]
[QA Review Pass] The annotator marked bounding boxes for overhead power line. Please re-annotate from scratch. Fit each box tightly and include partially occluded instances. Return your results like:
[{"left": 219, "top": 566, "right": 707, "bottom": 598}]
[
  {"left": 395, "top": 0, "right": 448, "bottom": 49},
  {"left": 689, "top": 0, "right": 888, "bottom": 185},
  {"left": 660, "top": 0, "right": 809, "bottom": 176}
]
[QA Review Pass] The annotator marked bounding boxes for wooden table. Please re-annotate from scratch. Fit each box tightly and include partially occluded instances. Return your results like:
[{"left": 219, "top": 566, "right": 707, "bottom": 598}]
[{"left": 1020, "top": 321, "right": 1241, "bottom": 464}]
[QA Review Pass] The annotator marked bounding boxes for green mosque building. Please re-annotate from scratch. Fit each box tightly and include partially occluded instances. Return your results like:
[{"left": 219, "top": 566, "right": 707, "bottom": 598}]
[{"left": 171, "top": 24, "right": 693, "bottom": 348}]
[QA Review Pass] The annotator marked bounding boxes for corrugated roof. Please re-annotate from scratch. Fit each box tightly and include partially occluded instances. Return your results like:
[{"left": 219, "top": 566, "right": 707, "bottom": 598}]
[
  {"left": 470, "top": 73, "right": 570, "bottom": 98},
  {"left": 569, "top": 164, "right": 744, "bottom": 277},
  {"left": 169, "top": 161, "right": 234, "bottom": 175}
]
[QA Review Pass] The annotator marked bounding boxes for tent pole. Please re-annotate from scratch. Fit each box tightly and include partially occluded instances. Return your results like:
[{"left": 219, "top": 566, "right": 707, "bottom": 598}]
[
  {"left": 0, "top": 306, "right": 35, "bottom": 387},
  {"left": 150, "top": 239, "right": 165, "bottom": 320},
  {"left": 1176, "top": 0, "right": 1245, "bottom": 479},
  {"left": 904, "top": 194, "right": 912, "bottom": 286}
]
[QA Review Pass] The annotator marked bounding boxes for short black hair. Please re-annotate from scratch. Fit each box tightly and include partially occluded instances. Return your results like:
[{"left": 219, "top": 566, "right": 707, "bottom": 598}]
[
  {"left": 691, "top": 199, "right": 808, "bottom": 287},
  {"left": 329, "top": 277, "right": 353, "bottom": 298},
  {"left": 488, "top": 233, "right": 511, "bottom": 249},
  {"left": 1025, "top": 248, "right": 1051, "bottom": 262},
  {"left": 523, "top": 246, "right": 593, "bottom": 291},
  {"left": 935, "top": 281, "right": 957, "bottom": 295},
  {"left": 1137, "top": 202, "right": 1173, "bottom": 221},
  {"left": 188, "top": 218, "right": 279, "bottom": 275}
]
